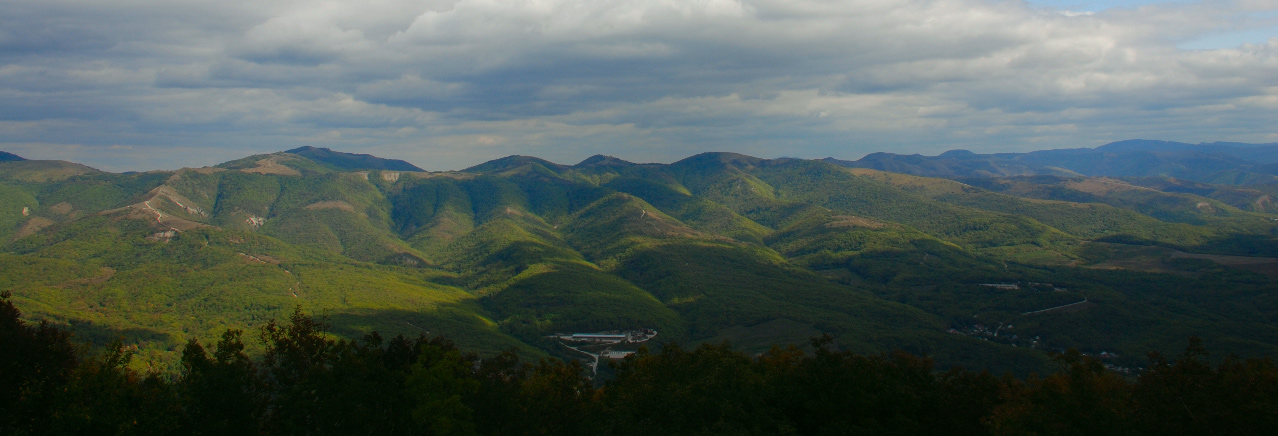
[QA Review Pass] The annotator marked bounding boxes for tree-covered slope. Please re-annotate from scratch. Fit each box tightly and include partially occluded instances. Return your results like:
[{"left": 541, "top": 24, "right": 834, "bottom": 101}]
[
  {"left": 4, "top": 148, "right": 1278, "bottom": 374},
  {"left": 0, "top": 160, "right": 99, "bottom": 182},
  {"left": 286, "top": 146, "right": 424, "bottom": 171}
]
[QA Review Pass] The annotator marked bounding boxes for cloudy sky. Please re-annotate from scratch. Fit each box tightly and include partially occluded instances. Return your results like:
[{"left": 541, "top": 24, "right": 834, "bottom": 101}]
[{"left": 2, "top": 0, "right": 1276, "bottom": 171}]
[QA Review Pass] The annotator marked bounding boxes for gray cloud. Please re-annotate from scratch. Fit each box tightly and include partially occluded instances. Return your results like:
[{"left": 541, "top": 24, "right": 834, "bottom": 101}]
[{"left": 1, "top": 0, "right": 1276, "bottom": 171}]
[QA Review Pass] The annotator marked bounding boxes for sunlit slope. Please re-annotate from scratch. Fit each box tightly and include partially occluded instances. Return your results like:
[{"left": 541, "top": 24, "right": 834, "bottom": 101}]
[
  {"left": 384, "top": 170, "right": 687, "bottom": 347},
  {"left": 392, "top": 151, "right": 1278, "bottom": 361},
  {"left": 62, "top": 166, "right": 433, "bottom": 265},
  {"left": 256, "top": 172, "right": 427, "bottom": 264},
  {"left": 380, "top": 159, "right": 987, "bottom": 359},
  {"left": 946, "top": 174, "right": 1278, "bottom": 254},
  {"left": 847, "top": 169, "right": 1214, "bottom": 246},
  {"left": 454, "top": 162, "right": 1042, "bottom": 366},
  {"left": 962, "top": 175, "right": 1269, "bottom": 226},
  {"left": 0, "top": 154, "right": 547, "bottom": 365},
  {"left": 5, "top": 148, "right": 1278, "bottom": 374},
  {"left": 659, "top": 154, "right": 1074, "bottom": 251},
  {"left": 763, "top": 209, "right": 1009, "bottom": 285},
  {"left": 1, "top": 211, "right": 536, "bottom": 365},
  {"left": 602, "top": 175, "right": 771, "bottom": 244},
  {"left": 0, "top": 182, "right": 39, "bottom": 238}
]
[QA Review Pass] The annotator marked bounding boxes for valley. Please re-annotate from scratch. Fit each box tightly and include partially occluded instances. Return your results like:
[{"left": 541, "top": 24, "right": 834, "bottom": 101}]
[{"left": 3, "top": 143, "right": 1278, "bottom": 374}]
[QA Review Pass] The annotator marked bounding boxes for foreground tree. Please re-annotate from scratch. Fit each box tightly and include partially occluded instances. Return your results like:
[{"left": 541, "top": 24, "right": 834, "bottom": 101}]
[
  {"left": 6, "top": 297, "right": 1278, "bottom": 436},
  {"left": 1132, "top": 338, "right": 1278, "bottom": 435},
  {"left": 1, "top": 291, "right": 79, "bottom": 434},
  {"left": 179, "top": 330, "right": 264, "bottom": 435},
  {"left": 987, "top": 350, "right": 1137, "bottom": 436}
]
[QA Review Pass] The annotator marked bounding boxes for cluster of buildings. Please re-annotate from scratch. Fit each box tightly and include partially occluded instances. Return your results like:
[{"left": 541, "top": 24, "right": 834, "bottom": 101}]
[
  {"left": 551, "top": 329, "right": 658, "bottom": 375},
  {"left": 552, "top": 329, "right": 657, "bottom": 344},
  {"left": 947, "top": 324, "right": 1039, "bottom": 349},
  {"left": 978, "top": 282, "right": 1068, "bottom": 292}
]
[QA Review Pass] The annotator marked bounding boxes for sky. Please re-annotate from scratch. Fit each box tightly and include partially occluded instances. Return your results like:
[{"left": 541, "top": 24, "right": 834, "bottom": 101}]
[{"left": 1, "top": 0, "right": 1276, "bottom": 172}]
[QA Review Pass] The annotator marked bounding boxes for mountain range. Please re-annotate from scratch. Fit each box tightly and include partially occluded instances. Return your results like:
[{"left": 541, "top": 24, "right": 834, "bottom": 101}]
[
  {"left": 3, "top": 143, "right": 1278, "bottom": 374},
  {"left": 831, "top": 139, "right": 1278, "bottom": 185}
]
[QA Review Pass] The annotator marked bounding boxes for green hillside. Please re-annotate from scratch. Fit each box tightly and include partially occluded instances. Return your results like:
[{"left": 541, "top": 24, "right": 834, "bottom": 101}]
[
  {"left": 0, "top": 160, "right": 99, "bottom": 182},
  {"left": 285, "top": 146, "right": 424, "bottom": 171},
  {"left": 4, "top": 149, "right": 1278, "bottom": 374}
]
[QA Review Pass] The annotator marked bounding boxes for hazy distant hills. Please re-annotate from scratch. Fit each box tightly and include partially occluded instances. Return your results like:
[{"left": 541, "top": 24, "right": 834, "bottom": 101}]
[
  {"left": 829, "top": 139, "right": 1278, "bottom": 184},
  {"left": 4, "top": 144, "right": 1278, "bottom": 374},
  {"left": 0, "top": 151, "right": 24, "bottom": 162}
]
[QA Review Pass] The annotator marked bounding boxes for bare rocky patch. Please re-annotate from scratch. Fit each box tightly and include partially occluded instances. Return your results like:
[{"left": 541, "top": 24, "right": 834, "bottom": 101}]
[
  {"left": 240, "top": 156, "right": 301, "bottom": 176},
  {"left": 13, "top": 217, "right": 54, "bottom": 240},
  {"left": 1065, "top": 178, "right": 1154, "bottom": 196},
  {"left": 48, "top": 202, "right": 73, "bottom": 215}
]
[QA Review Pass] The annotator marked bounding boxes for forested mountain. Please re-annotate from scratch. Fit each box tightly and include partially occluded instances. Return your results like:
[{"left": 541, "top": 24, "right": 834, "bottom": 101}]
[
  {"left": 285, "top": 146, "right": 424, "bottom": 171},
  {"left": 3, "top": 145, "right": 1278, "bottom": 374}
]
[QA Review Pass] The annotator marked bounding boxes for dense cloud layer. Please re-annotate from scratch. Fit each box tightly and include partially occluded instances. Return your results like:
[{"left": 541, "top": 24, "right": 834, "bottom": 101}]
[{"left": 1, "top": 0, "right": 1276, "bottom": 171}]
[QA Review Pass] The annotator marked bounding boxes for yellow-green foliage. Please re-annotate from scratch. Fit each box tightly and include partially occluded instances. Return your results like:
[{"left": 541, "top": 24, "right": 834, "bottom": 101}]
[
  {"left": 562, "top": 192, "right": 708, "bottom": 264},
  {"left": 3, "top": 215, "right": 532, "bottom": 367},
  {"left": 604, "top": 176, "right": 770, "bottom": 243},
  {"left": 211, "top": 172, "right": 283, "bottom": 224},
  {"left": 7, "top": 150, "right": 1278, "bottom": 373},
  {"left": 0, "top": 182, "right": 39, "bottom": 234}
]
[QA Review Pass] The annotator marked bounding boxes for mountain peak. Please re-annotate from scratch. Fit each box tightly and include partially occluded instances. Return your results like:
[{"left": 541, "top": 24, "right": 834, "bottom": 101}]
[
  {"left": 0, "top": 151, "right": 25, "bottom": 162},
  {"left": 575, "top": 154, "right": 634, "bottom": 168},
  {"left": 939, "top": 149, "right": 978, "bottom": 159},
  {"left": 673, "top": 152, "right": 765, "bottom": 169},
  {"left": 462, "top": 155, "right": 566, "bottom": 173}
]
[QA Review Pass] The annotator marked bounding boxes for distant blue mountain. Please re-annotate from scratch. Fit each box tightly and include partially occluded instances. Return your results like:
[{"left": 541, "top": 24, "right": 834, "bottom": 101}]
[
  {"left": 0, "top": 151, "right": 25, "bottom": 162},
  {"left": 827, "top": 140, "right": 1278, "bottom": 184}
]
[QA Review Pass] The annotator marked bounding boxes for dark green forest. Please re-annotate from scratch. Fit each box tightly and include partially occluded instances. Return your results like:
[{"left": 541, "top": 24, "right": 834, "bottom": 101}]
[{"left": 4, "top": 295, "right": 1276, "bottom": 436}]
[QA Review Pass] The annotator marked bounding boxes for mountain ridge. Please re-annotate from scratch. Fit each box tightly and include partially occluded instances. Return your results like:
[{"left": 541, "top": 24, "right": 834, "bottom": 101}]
[
  {"left": 4, "top": 144, "right": 1278, "bottom": 374},
  {"left": 285, "top": 146, "right": 424, "bottom": 171},
  {"left": 829, "top": 139, "right": 1278, "bottom": 184}
]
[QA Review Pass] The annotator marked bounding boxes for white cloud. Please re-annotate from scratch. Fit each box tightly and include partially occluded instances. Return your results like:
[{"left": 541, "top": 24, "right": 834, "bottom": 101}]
[{"left": 0, "top": 0, "right": 1276, "bottom": 171}]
